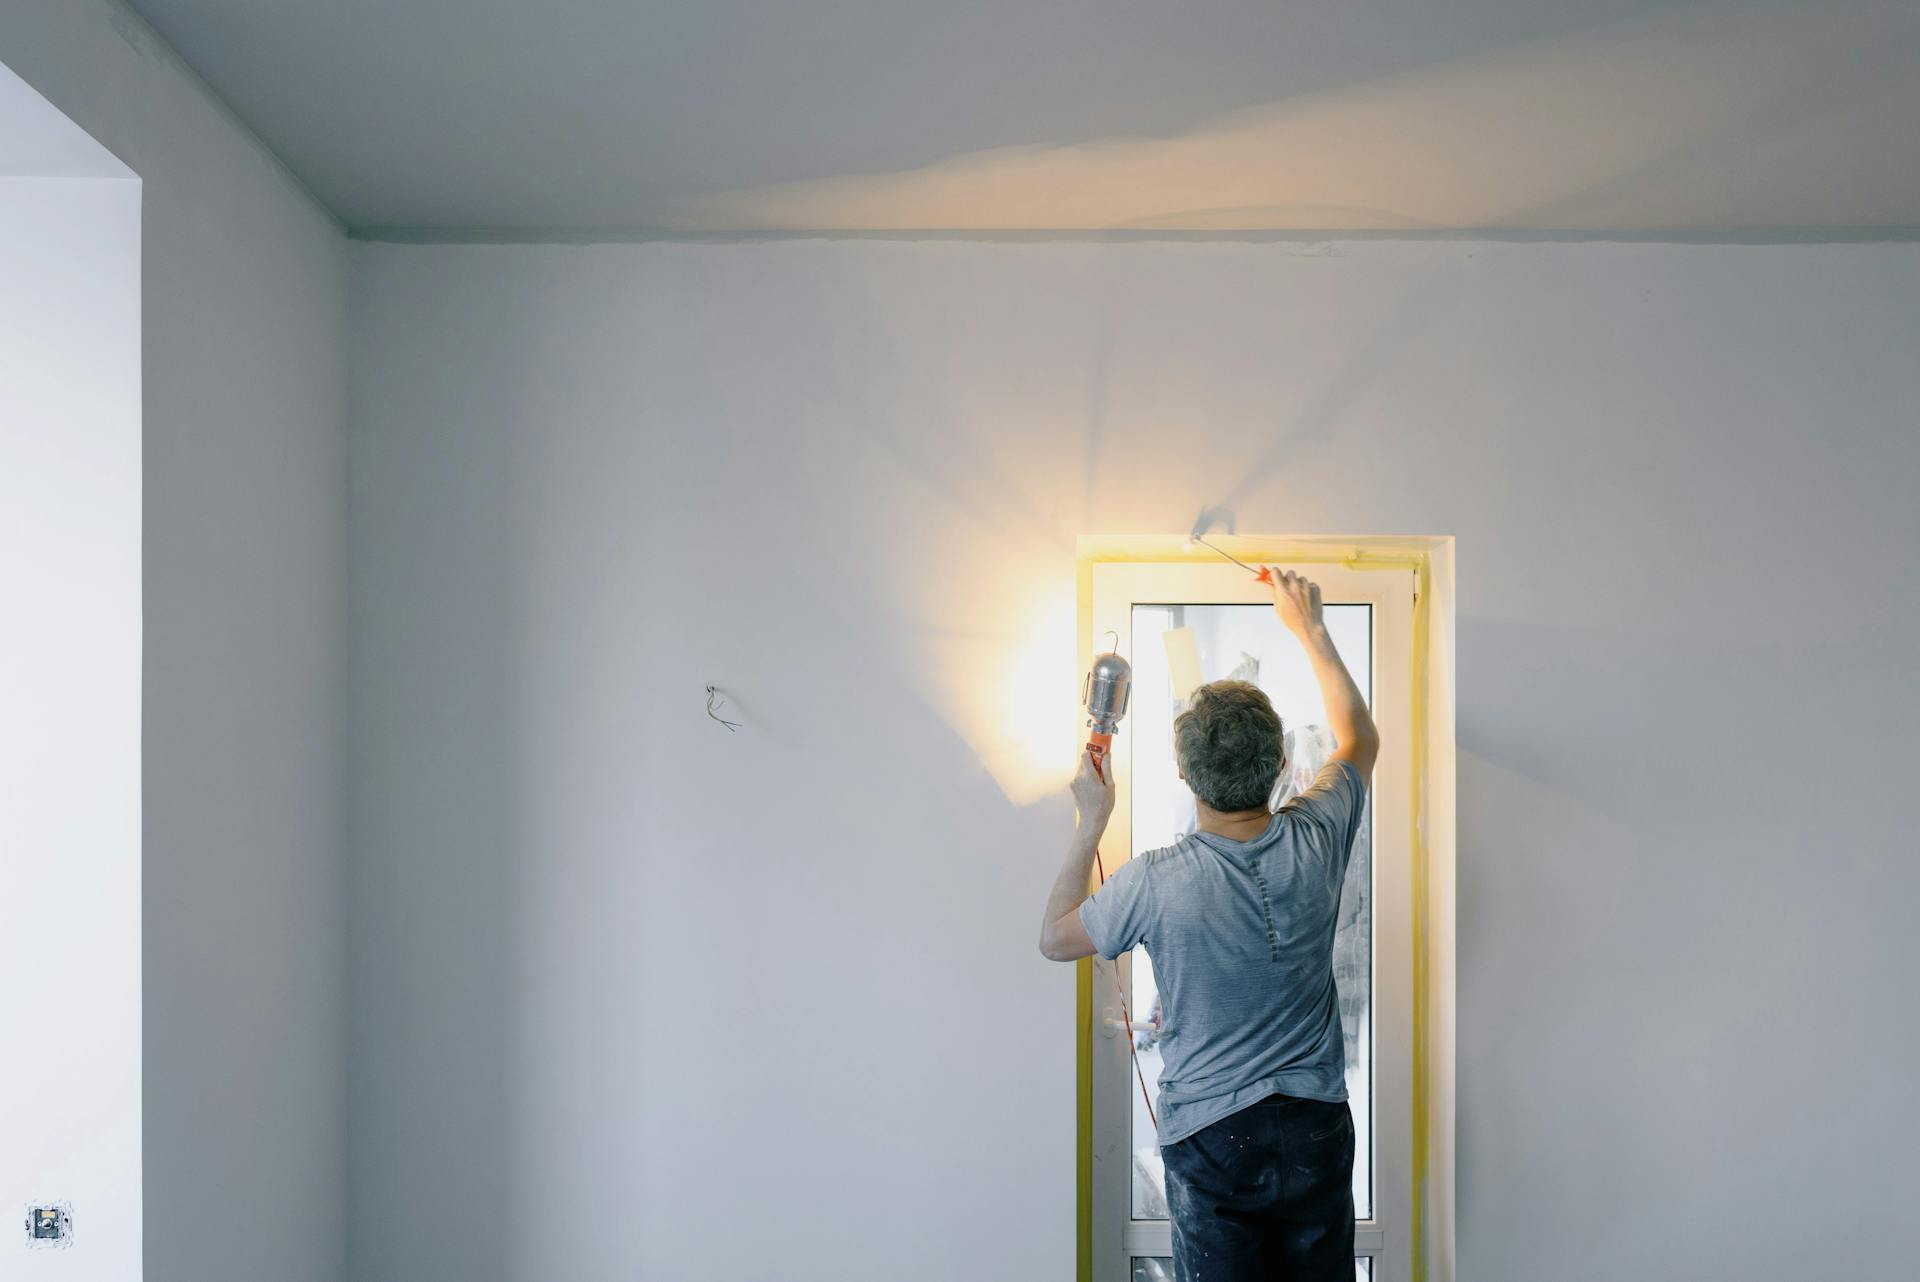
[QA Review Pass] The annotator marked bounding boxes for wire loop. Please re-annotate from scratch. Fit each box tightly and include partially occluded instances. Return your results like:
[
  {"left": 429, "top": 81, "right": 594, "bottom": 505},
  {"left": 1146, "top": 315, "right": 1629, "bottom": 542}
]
[{"left": 705, "top": 685, "right": 741, "bottom": 732}]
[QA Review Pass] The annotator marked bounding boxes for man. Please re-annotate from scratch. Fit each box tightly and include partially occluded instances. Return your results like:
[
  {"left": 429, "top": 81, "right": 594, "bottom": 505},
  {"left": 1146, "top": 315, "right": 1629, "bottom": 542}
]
[{"left": 1039, "top": 568, "right": 1378, "bottom": 1282}]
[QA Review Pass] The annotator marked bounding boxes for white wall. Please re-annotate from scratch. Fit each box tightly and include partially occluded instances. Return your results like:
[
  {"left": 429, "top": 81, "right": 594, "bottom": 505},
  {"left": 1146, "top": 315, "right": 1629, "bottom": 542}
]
[
  {"left": 348, "top": 237, "right": 1920, "bottom": 1281},
  {"left": 1, "top": 5, "right": 350, "bottom": 1280},
  {"left": 1, "top": 60, "right": 142, "bottom": 1280}
]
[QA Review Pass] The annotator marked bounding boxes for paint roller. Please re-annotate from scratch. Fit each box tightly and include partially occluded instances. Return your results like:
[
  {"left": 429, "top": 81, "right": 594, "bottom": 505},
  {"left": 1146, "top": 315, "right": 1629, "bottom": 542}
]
[{"left": 1191, "top": 532, "right": 1275, "bottom": 585}]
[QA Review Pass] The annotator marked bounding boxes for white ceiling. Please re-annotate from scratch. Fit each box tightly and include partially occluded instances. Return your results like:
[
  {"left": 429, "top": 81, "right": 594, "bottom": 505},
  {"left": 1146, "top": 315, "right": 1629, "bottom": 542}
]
[{"left": 125, "top": 0, "right": 1920, "bottom": 235}]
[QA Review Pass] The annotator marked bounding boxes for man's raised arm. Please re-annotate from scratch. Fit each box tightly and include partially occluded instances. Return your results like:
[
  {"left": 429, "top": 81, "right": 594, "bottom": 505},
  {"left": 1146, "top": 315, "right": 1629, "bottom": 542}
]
[
  {"left": 1266, "top": 568, "right": 1379, "bottom": 777},
  {"left": 1038, "top": 751, "right": 1115, "bottom": 962}
]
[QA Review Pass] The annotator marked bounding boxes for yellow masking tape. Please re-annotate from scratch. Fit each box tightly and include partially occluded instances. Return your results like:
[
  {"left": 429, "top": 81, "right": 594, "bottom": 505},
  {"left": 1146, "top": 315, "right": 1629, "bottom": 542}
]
[{"left": 1409, "top": 554, "right": 1433, "bottom": 1282}]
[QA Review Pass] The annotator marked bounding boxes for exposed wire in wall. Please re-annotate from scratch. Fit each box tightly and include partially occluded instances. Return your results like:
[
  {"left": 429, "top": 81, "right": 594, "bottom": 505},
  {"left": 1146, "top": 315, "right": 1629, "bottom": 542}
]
[{"left": 705, "top": 685, "right": 741, "bottom": 732}]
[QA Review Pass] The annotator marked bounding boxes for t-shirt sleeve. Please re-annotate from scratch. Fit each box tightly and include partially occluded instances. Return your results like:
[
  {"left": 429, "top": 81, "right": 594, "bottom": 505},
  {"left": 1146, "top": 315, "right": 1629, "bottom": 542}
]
[
  {"left": 1077, "top": 854, "right": 1155, "bottom": 961},
  {"left": 1283, "top": 758, "right": 1369, "bottom": 868}
]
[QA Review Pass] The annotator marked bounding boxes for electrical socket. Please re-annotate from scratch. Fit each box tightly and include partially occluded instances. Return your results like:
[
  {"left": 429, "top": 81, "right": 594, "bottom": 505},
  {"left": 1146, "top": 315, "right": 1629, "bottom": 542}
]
[{"left": 25, "top": 1203, "right": 74, "bottom": 1249}]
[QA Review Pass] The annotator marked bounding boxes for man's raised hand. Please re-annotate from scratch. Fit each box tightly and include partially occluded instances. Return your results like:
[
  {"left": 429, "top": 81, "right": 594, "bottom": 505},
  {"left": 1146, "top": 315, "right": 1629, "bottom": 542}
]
[{"left": 1265, "top": 567, "right": 1324, "bottom": 639}]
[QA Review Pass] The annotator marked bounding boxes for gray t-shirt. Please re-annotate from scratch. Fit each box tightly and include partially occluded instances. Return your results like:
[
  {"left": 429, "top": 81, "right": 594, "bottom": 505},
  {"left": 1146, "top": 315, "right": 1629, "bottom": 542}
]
[{"left": 1079, "top": 759, "right": 1368, "bottom": 1146}]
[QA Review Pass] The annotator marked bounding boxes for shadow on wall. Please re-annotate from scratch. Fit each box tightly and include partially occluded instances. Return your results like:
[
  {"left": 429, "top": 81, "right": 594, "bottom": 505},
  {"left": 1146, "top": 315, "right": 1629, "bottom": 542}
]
[{"left": 654, "top": 1, "right": 1920, "bottom": 233}]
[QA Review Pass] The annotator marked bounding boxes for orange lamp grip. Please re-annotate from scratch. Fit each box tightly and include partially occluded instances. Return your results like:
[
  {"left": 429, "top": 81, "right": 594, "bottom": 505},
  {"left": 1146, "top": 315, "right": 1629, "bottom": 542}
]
[{"left": 1086, "top": 730, "right": 1114, "bottom": 780}]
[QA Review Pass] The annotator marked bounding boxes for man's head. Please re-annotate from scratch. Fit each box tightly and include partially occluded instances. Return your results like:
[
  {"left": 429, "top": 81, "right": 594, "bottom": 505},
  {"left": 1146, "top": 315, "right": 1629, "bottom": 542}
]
[{"left": 1174, "top": 680, "right": 1284, "bottom": 813}]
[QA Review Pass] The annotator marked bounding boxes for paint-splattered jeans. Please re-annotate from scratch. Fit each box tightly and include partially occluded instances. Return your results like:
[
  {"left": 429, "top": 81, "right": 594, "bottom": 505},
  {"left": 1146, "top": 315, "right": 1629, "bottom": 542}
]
[{"left": 1161, "top": 1092, "right": 1355, "bottom": 1282}]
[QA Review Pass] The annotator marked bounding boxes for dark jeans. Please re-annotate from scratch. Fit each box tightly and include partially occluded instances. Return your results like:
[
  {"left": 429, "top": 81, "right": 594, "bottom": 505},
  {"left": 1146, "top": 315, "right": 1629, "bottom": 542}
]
[{"left": 1161, "top": 1092, "right": 1355, "bottom": 1282}]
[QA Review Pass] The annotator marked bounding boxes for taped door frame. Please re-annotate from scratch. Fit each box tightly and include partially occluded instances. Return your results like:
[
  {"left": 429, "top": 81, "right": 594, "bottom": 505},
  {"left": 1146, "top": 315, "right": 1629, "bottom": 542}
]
[{"left": 1075, "top": 535, "right": 1455, "bottom": 1282}]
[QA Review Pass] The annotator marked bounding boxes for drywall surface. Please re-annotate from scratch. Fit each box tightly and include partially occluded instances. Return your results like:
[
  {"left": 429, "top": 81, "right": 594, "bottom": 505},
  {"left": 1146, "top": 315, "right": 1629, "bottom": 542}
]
[
  {"left": 349, "top": 237, "right": 1920, "bottom": 1281},
  {"left": 1, "top": 6, "right": 350, "bottom": 1281},
  {"left": 0, "top": 162, "right": 141, "bottom": 1275}
]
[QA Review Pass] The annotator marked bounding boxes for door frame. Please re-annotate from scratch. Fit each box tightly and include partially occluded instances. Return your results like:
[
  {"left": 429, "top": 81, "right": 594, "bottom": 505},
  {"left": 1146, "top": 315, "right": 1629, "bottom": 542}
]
[{"left": 1074, "top": 535, "right": 1452, "bottom": 1282}]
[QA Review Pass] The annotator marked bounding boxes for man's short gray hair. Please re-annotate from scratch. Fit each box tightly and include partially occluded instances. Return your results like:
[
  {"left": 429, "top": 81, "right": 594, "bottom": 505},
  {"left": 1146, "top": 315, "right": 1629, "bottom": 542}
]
[{"left": 1174, "top": 680, "right": 1285, "bottom": 813}]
